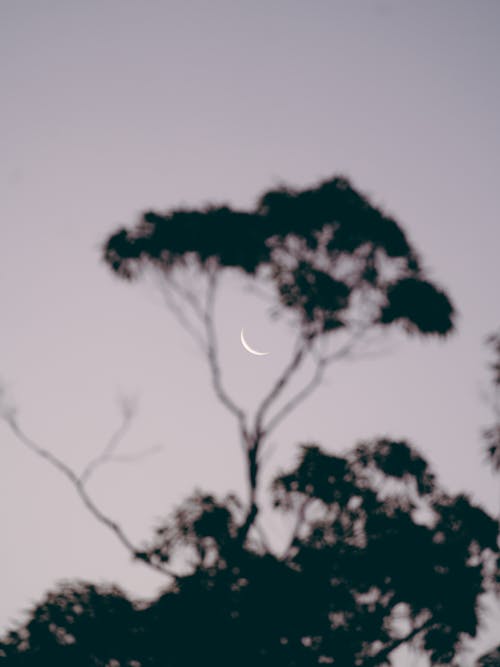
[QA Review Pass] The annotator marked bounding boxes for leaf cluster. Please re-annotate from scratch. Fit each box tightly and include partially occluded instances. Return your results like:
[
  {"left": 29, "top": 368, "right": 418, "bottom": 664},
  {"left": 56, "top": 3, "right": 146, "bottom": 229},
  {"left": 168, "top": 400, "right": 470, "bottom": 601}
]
[
  {"left": 3, "top": 441, "right": 497, "bottom": 667},
  {"left": 103, "top": 176, "right": 454, "bottom": 338}
]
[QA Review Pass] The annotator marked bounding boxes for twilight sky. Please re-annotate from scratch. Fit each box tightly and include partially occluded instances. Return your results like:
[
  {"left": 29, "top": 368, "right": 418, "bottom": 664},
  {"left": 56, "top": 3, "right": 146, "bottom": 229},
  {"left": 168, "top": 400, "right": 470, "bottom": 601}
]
[{"left": 1, "top": 2, "right": 499, "bottom": 664}]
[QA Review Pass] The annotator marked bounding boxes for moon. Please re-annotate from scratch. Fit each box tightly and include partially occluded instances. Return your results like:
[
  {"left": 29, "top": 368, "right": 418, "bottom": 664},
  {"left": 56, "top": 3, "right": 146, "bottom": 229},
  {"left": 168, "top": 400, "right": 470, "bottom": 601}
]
[{"left": 240, "top": 328, "right": 269, "bottom": 356}]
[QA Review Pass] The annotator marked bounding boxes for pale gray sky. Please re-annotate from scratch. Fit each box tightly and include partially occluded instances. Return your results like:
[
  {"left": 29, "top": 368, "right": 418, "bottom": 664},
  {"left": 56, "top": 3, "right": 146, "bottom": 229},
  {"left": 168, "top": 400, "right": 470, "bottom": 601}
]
[{"left": 1, "top": 2, "right": 499, "bottom": 664}]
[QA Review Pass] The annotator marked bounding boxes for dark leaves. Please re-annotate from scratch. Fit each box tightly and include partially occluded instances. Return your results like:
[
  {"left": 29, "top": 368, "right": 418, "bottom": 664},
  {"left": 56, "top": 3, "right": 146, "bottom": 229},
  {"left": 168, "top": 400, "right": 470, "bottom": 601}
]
[
  {"left": 103, "top": 175, "right": 455, "bottom": 339},
  {"left": 2, "top": 441, "right": 498, "bottom": 667},
  {"left": 483, "top": 330, "right": 500, "bottom": 473},
  {"left": 380, "top": 278, "right": 455, "bottom": 336}
]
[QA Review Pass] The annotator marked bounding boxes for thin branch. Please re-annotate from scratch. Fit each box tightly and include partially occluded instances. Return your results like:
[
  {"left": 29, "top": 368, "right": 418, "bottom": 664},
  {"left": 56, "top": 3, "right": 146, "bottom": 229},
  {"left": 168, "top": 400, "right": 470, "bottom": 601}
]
[
  {"left": 257, "top": 439, "right": 280, "bottom": 467},
  {"left": 168, "top": 274, "right": 206, "bottom": 323},
  {"left": 7, "top": 416, "right": 79, "bottom": 486},
  {"left": 158, "top": 281, "right": 207, "bottom": 353},
  {"left": 264, "top": 326, "right": 370, "bottom": 437},
  {"left": 109, "top": 444, "right": 163, "bottom": 464},
  {"left": 80, "top": 405, "right": 134, "bottom": 485},
  {"left": 361, "top": 617, "right": 435, "bottom": 667},
  {"left": 264, "top": 352, "right": 326, "bottom": 437},
  {"left": 203, "top": 268, "right": 249, "bottom": 446},
  {"left": 242, "top": 278, "right": 276, "bottom": 306},
  {"left": 321, "top": 322, "right": 371, "bottom": 365},
  {"left": 242, "top": 328, "right": 369, "bottom": 544},
  {"left": 253, "top": 336, "right": 309, "bottom": 439},
  {"left": 3, "top": 414, "right": 178, "bottom": 580}
]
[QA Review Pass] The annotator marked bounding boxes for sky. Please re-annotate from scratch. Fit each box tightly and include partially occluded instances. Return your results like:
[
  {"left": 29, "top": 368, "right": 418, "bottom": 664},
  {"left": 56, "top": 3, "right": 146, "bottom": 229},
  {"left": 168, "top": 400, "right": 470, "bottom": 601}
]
[{"left": 1, "top": 1, "right": 499, "bottom": 664}]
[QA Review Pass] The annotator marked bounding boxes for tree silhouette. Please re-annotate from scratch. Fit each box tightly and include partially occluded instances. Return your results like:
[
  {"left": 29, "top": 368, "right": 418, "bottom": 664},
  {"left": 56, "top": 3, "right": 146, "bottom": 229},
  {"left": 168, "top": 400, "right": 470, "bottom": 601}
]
[
  {"left": 1, "top": 440, "right": 497, "bottom": 665},
  {"left": 2, "top": 175, "right": 497, "bottom": 666},
  {"left": 478, "top": 646, "right": 500, "bottom": 667},
  {"left": 483, "top": 330, "right": 500, "bottom": 474},
  {"left": 475, "top": 329, "right": 500, "bottom": 667},
  {"left": 103, "top": 175, "right": 454, "bottom": 547}
]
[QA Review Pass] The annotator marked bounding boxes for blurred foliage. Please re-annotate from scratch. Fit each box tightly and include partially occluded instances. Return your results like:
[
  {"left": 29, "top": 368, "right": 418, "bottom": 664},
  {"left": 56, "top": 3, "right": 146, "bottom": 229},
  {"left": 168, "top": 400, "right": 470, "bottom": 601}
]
[
  {"left": 483, "top": 330, "right": 500, "bottom": 473},
  {"left": 103, "top": 176, "right": 454, "bottom": 339},
  {"left": 2, "top": 440, "right": 498, "bottom": 666},
  {"left": 478, "top": 646, "right": 500, "bottom": 666},
  {"left": 3, "top": 177, "right": 492, "bottom": 665}
]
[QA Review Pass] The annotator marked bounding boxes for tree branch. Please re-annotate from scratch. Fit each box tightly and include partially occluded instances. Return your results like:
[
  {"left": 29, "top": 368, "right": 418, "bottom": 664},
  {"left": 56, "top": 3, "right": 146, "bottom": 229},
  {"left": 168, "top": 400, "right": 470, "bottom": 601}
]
[
  {"left": 254, "top": 336, "right": 309, "bottom": 439},
  {"left": 264, "top": 352, "right": 326, "bottom": 437},
  {"left": 3, "top": 413, "right": 178, "bottom": 580},
  {"left": 262, "top": 327, "right": 369, "bottom": 439},
  {"left": 361, "top": 617, "right": 435, "bottom": 667},
  {"left": 80, "top": 399, "right": 135, "bottom": 485},
  {"left": 157, "top": 278, "right": 207, "bottom": 353},
  {"left": 203, "top": 268, "right": 249, "bottom": 447},
  {"left": 168, "top": 272, "right": 206, "bottom": 323}
]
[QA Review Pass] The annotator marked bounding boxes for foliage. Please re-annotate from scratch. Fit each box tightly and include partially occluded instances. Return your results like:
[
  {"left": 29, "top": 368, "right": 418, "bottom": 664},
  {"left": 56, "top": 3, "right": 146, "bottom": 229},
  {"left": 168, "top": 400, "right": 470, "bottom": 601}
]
[
  {"left": 483, "top": 330, "right": 500, "bottom": 472},
  {"left": 3, "top": 176, "right": 492, "bottom": 666},
  {"left": 1, "top": 440, "right": 498, "bottom": 666},
  {"left": 477, "top": 645, "right": 500, "bottom": 667},
  {"left": 103, "top": 176, "right": 454, "bottom": 339}
]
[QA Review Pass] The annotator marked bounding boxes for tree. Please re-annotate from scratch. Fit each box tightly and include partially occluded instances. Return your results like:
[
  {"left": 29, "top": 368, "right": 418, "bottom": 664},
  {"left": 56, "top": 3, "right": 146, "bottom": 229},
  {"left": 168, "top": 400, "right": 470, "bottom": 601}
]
[
  {"left": 475, "top": 329, "right": 500, "bottom": 667},
  {"left": 102, "top": 174, "right": 454, "bottom": 546},
  {"left": 3, "top": 175, "right": 496, "bottom": 666},
  {"left": 1, "top": 440, "right": 497, "bottom": 666},
  {"left": 477, "top": 646, "right": 500, "bottom": 667},
  {"left": 483, "top": 330, "right": 500, "bottom": 474}
]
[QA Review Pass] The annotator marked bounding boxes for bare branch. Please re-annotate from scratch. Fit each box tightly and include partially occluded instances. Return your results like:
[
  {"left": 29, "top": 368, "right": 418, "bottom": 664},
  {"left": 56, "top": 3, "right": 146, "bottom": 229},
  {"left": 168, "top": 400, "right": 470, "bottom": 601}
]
[
  {"left": 264, "top": 352, "right": 326, "bottom": 438},
  {"left": 321, "top": 322, "right": 371, "bottom": 365},
  {"left": 240, "top": 328, "right": 369, "bottom": 544},
  {"left": 254, "top": 336, "right": 309, "bottom": 439},
  {"left": 203, "top": 268, "right": 249, "bottom": 446},
  {"left": 7, "top": 416, "right": 79, "bottom": 485},
  {"left": 257, "top": 439, "right": 280, "bottom": 467},
  {"left": 168, "top": 274, "right": 206, "bottom": 323},
  {"left": 3, "top": 413, "right": 178, "bottom": 580},
  {"left": 159, "top": 284, "right": 207, "bottom": 352},
  {"left": 264, "top": 326, "right": 371, "bottom": 438},
  {"left": 80, "top": 402, "right": 135, "bottom": 485},
  {"left": 109, "top": 444, "right": 163, "bottom": 464},
  {"left": 242, "top": 277, "right": 276, "bottom": 306}
]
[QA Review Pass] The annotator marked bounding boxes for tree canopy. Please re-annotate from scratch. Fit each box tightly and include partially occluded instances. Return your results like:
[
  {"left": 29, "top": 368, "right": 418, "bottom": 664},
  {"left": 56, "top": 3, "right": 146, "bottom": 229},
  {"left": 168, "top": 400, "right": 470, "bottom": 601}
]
[
  {"left": 103, "top": 176, "right": 454, "bottom": 339},
  {"left": 3, "top": 175, "right": 496, "bottom": 667},
  {"left": 1, "top": 440, "right": 497, "bottom": 666},
  {"left": 483, "top": 330, "right": 500, "bottom": 473}
]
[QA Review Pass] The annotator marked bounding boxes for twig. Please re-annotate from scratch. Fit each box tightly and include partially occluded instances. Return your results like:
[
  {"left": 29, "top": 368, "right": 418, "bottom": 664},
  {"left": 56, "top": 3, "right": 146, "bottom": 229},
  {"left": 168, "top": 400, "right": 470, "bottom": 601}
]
[
  {"left": 168, "top": 274, "right": 206, "bottom": 323},
  {"left": 109, "top": 444, "right": 163, "bottom": 464},
  {"left": 254, "top": 336, "right": 309, "bottom": 439},
  {"left": 203, "top": 268, "right": 249, "bottom": 448},
  {"left": 3, "top": 414, "right": 178, "bottom": 580},
  {"left": 157, "top": 278, "right": 207, "bottom": 353},
  {"left": 264, "top": 352, "right": 326, "bottom": 437},
  {"left": 80, "top": 405, "right": 134, "bottom": 485}
]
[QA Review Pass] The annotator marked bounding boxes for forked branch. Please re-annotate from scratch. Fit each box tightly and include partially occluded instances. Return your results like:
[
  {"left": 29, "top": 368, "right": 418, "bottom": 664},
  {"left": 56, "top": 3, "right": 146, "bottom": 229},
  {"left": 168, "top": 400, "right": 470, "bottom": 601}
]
[
  {"left": 203, "top": 268, "right": 249, "bottom": 448},
  {"left": 254, "top": 336, "right": 310, "bottom": 439},
  {"left": 80, "top": 398, "right": 135, "bottom": 485},
  {"left": 263, "top": 326, "right": 369, "bottom": 438},
  {"left": 158, "top": 279, "right": 207, "bottom": 353},
  {"left": 2, "top": 409, "right": 178, "bottom": 580}
]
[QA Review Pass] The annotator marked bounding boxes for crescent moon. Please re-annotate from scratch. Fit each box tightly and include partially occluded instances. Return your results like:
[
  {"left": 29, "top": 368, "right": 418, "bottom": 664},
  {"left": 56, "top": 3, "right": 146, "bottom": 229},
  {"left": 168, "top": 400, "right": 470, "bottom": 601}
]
[{"left": 240, "top": 328, "right": 269, "bottom": 356}]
